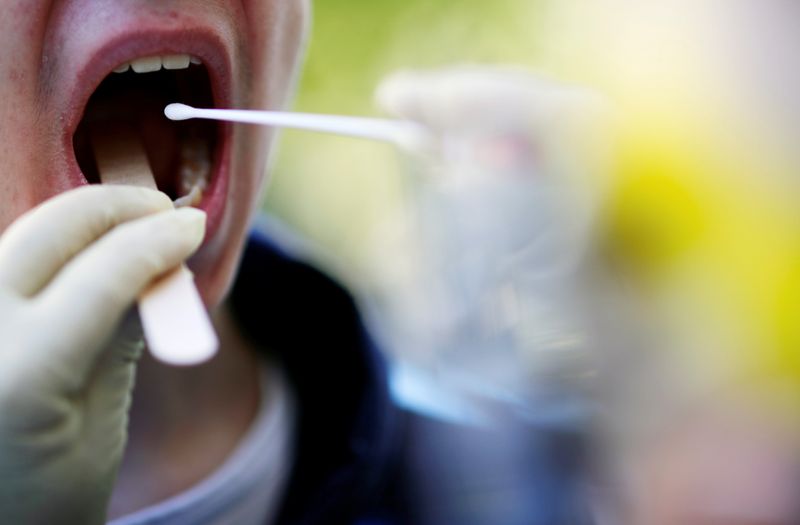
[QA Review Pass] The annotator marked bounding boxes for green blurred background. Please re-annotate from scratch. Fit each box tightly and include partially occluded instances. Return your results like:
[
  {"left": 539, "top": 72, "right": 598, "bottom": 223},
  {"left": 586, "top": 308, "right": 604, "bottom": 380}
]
[{"left": 264, "top": 0, "right": 547, "bottom": 272}]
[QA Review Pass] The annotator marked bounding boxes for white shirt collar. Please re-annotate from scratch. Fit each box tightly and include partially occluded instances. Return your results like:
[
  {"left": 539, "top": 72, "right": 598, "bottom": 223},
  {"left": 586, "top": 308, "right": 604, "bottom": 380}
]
[{"left": 109, "top": 364, "right": 295, "bottom": 525}]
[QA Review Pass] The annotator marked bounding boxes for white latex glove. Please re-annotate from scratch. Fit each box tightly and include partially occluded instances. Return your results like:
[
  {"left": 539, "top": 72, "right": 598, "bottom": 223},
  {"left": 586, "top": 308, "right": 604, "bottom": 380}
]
[
  {"left": 0, "top": 185, "right": 205, "bottom": 524},
  {"left": 377, "top": 66, "right": 575, "bottom": 126},
  {"left": 373, "top": 67, "right": 612, "bottom": 393}
]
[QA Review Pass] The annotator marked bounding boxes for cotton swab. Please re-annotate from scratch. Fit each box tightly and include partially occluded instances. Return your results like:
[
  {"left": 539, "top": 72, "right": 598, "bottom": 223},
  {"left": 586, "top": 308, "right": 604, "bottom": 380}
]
[
  {"left": 164, "top": 103, "right": 431, "bottom": 151},
  {"left": 92, "top": 125, "right": 219, "bottom": 366}
]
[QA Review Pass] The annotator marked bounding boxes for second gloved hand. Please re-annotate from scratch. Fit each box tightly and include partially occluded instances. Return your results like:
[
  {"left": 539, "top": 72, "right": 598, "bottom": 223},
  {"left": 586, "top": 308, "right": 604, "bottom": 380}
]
[{"left": 0, "top": 186, "right": 205, "bottom": 525}]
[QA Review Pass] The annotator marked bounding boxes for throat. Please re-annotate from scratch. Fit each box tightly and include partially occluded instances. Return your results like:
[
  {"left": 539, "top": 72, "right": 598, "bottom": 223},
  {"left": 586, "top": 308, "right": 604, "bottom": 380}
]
[{"left": 108, "top": 303, "right": 264, "bottom": 519}]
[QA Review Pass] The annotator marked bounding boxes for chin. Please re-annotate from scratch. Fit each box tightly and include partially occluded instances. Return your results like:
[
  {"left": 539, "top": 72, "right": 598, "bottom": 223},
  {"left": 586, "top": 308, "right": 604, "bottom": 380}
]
[{"left": 44, "top": 0, "right": 308, "bottom": 309}]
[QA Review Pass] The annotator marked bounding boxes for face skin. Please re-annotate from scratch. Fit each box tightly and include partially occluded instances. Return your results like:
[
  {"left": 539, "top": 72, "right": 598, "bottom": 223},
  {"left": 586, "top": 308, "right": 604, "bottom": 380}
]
[{"left": 0, "top": 0, "right": 310, "bottom": 308}]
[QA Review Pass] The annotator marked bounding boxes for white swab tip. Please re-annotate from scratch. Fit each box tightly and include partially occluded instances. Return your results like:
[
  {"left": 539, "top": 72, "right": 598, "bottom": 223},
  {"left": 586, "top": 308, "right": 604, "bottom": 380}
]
[{"left": 165, "top": 103, "right": 194, "bottom": 121}]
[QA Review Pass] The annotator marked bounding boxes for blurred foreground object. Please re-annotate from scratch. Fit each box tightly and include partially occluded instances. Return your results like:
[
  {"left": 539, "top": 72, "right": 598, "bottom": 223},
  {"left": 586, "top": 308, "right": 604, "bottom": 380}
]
[
  {"left": 358, "top": 65, "right": 610, "bottom": 525},
  {"left": 370, "top": 66, "right": 611, "bottom": 418}
]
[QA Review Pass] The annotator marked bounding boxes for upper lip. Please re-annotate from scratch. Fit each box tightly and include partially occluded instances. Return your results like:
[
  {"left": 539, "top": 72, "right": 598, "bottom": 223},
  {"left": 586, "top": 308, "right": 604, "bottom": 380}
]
[{"left": 59, "top": 28, "right": 233, "bottom": 187}]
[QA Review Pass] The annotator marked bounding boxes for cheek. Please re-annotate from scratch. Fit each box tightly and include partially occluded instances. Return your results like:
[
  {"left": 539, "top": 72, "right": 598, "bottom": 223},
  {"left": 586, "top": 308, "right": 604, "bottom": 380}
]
[
  {"left": 0, "top": 123, "right": 57, "bottom": 233},
  {"left": 0, "top": 176, "right": 28, "bottom": 234},
  {"left": 0, "top": 108, "right": 77, "bottom": 233},
  {"left": 0, "top": 1, "right": 65, "bottom": 232},
  {"left": 245, "top": 0, "right": 310, "bottom": 108}
]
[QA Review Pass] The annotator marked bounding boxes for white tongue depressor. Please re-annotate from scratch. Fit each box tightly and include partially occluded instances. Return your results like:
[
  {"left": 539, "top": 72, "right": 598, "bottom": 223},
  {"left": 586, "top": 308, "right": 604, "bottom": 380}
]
[
  {"left": 92, "top": 125, "right": 219, "bottom": 366},
  {"left": 164, "top": 103, "right": 432, "bottom": 152}
]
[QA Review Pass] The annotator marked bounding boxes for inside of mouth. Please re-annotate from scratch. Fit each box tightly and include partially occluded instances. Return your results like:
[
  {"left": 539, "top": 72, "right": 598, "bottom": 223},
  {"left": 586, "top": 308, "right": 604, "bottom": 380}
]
[{"left": 73, "top": 63, "right": 217, "bottom": 203}]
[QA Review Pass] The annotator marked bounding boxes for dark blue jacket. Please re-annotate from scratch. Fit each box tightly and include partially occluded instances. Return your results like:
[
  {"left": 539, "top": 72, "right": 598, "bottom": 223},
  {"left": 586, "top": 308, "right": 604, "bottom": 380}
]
[{"left": 229, "top": 222, "right": 593, "bottom": 525}]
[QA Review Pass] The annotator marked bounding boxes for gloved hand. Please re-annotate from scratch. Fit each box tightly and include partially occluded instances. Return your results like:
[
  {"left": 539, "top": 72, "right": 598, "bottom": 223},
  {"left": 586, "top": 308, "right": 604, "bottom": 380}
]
[
  {"left": 0, "top": 185, "right": 205, "bottom": 525},
  {"left": 375, "top": 65, "right": 610, "bottom": 258},
  {"left": 373, "top": 67, "right": 611, "bottom": 397}
]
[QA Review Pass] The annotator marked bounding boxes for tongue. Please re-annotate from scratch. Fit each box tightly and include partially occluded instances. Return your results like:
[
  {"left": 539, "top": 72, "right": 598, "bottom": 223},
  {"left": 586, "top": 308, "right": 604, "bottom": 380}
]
[
  {"left": 81, "top": 82, "right": 180, "bottom": 196},
  {"left": 90, "top": 122, "right": 158, "bottom": 189}
]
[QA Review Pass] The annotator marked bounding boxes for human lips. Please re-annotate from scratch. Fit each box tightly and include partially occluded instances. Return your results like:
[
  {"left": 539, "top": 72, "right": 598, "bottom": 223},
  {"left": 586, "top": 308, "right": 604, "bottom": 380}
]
[{"left": 49, "top": 6, "right": 241, "bottom": 244}]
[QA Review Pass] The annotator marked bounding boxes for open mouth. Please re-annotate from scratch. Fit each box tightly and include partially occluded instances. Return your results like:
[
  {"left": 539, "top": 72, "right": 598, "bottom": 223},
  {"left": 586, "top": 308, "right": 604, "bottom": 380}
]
[{"left": 73, "top": 54, "right": 221, "bottom": 208}]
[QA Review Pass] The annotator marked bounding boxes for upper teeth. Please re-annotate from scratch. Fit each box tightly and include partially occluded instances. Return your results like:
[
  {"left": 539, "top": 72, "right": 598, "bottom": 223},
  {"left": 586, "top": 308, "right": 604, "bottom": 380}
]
[{"left": 113, "top": 54, "right": 199, "bottom": 74}]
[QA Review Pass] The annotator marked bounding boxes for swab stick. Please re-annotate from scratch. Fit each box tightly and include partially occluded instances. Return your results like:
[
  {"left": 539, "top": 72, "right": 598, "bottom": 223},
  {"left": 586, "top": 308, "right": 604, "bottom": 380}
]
[
  {"left": 92, "top": 125, "right": 218, "bottom": 366},
  {"left": 165, "top": 103, "right": 432, "bottom": 151}
]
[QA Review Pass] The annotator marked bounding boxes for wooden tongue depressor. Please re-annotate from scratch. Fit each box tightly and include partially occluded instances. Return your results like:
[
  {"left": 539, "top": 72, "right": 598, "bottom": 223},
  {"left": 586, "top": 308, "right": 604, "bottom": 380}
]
[{"left": 92, "top": 125, "right": 218, "bottom": 366}]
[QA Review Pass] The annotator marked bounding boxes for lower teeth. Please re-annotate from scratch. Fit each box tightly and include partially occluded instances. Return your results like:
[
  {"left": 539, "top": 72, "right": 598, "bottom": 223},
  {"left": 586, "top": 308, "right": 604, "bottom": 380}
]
[
  {"left": 174, "top": 184, "right": 204, "bottom": 208},
  {"left": 173, "top": 135, "right": 211, "bottom": 207}
]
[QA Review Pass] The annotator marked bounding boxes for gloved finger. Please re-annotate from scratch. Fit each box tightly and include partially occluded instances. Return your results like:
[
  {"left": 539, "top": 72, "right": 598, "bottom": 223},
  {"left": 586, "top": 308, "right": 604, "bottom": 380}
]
[
  {"left": 0, "top": 185, "right": 173, "bottom": 298},
  {"left": 32, "top": 207, "right": 205, "bottom": 388},
  {"left": 375, "top": 66, "right": 599, "bottom": 133},
  {"left": 105, "top": 309, "right": 146, "bottom": 365},
  {"left": 84, "top": 311, "right": 143, "bottom": 443}
]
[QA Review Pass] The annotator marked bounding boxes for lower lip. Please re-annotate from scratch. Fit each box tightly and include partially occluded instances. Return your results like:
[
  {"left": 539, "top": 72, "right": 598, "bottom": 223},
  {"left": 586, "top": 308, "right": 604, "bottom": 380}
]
[{"left": 193, "top": 121, "right": 232, "bottom": 244}]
